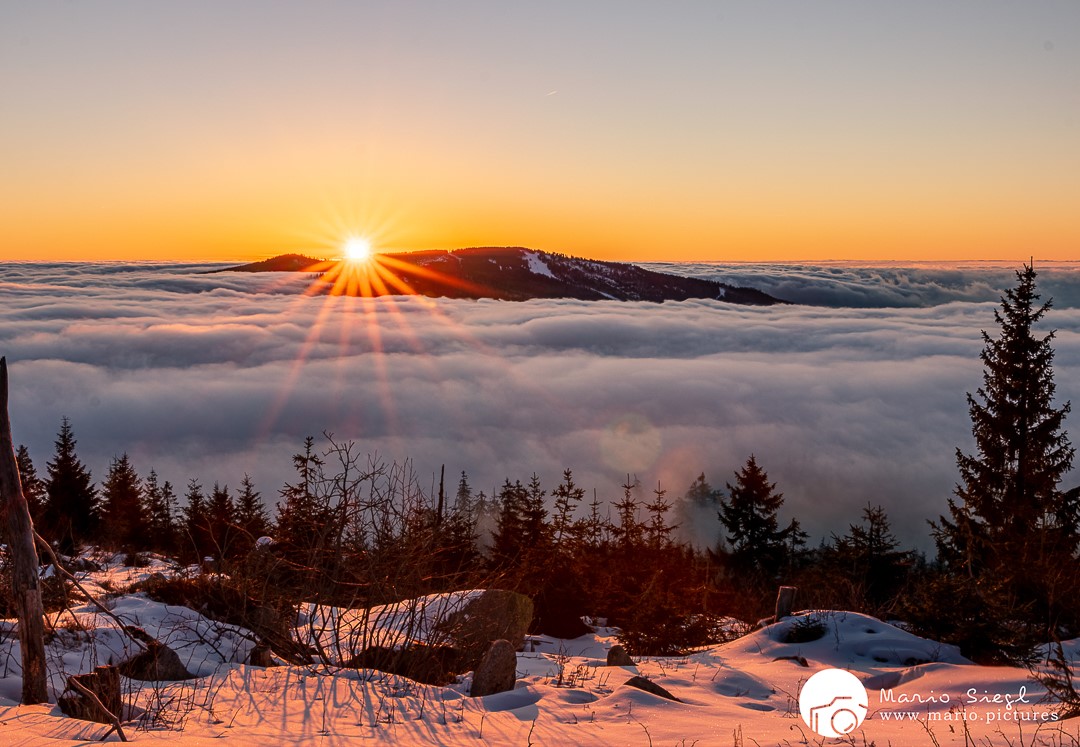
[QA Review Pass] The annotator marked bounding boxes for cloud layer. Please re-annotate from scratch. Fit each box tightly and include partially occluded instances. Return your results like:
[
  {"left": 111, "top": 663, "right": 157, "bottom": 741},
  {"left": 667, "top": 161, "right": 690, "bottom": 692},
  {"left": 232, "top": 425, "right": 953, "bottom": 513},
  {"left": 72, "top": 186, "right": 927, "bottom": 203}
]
[
  {"left": 654, "top": 260, "right": 1080, "bottom": 309},
  {"left": 4, "top": 260, "right": 1080, "bottom": 550}
]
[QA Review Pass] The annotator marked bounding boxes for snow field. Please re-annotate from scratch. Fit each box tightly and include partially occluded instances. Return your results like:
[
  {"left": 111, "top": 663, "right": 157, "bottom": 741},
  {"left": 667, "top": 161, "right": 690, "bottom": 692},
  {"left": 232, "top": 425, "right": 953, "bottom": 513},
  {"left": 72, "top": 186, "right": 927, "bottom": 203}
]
[{"left": 2, "top": 557, "right": 1079, "bottom": 745}]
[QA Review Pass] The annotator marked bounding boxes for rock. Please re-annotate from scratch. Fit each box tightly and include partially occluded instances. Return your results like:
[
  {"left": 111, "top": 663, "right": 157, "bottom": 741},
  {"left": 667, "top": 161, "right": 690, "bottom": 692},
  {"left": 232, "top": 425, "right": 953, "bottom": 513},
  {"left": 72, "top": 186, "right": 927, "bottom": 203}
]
[
  {"left": 65, "top": 556, "right": 102, "bottom": 573},
  {"left": 123, "top": 625, "right": 156, "bottom": 645},
  {"left": 343, "top": 644, "right": 461, "bottom": 685},
  {"left": 607, "top": 645, "right": 635, "bottom": 667},
  {"left": 470, "top": 639, "right": 517, "bottom": 697},
  {"left": 247, "top": 642, "right": 277, "bottom": 668},
  {"left": 118, "top": 639, "right": 194, "bottom": 681},
  {"left": 437, "top": 589, "right": 533, "bottom": 670},
  {"left": 623, "top": 675, "right": 681, "bottom": 702},
  {"left": 773, "top": 654, "right": 809, "bottom": 667}
]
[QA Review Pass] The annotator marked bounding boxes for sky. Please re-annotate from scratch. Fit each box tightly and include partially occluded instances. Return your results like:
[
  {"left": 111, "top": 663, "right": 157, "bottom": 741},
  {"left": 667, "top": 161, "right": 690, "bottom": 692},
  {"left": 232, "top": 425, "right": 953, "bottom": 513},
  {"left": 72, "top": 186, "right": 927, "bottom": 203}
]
[
  {"left": 3, "top": 1, "right": 1078, "bottom": 262},
  {"left": 5, "top": 261, "right": 1080, "bottom": 550}
]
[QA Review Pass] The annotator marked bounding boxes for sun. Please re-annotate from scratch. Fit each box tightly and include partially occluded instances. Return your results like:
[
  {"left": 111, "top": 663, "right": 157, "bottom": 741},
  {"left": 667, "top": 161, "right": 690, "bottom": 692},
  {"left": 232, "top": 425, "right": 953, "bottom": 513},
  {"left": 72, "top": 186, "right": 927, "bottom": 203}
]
[{"left": 343, "top": 236, "right": 373, "bottom": 262}]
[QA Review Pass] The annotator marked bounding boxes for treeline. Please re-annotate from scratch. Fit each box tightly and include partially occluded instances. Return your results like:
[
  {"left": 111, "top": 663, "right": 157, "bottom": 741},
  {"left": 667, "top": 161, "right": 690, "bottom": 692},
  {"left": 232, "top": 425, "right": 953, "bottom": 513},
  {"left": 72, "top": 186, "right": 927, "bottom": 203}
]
[{"left": 15, "top": 416, "right": 928, "bottom": 655}]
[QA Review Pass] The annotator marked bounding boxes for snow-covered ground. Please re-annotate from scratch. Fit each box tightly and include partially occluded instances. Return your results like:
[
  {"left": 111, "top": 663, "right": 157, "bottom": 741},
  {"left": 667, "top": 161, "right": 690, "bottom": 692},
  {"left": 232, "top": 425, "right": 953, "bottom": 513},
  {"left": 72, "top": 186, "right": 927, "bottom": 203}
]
[{"left": 2, "top": 555, "right": 1078, "bottom": 745}]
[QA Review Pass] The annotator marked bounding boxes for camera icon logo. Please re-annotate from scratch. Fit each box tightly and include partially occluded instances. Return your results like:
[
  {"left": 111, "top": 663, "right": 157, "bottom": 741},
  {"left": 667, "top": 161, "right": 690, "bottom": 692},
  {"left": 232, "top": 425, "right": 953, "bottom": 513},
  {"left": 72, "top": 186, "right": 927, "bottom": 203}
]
[{"left": 798, "top": 668, "right": 868, "bottom": 738}]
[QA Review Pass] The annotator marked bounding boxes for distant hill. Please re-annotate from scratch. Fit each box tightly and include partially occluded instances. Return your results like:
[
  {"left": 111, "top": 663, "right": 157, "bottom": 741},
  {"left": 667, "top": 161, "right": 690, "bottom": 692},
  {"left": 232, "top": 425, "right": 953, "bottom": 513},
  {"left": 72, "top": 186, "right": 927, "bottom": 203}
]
[
  {"left": 207, "top": 253, "right": 336, "bottom": 273},
  {"left": 212, "top": 247, "right": 785, "bottom": 305}
]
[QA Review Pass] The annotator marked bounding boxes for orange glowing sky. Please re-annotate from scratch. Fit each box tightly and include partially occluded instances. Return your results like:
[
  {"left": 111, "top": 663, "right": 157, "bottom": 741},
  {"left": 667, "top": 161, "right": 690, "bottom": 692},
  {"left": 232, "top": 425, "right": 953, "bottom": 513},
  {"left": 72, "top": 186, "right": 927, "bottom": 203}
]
[{"left": 2, "top": 2, "right": 1078, "bottom": 263}]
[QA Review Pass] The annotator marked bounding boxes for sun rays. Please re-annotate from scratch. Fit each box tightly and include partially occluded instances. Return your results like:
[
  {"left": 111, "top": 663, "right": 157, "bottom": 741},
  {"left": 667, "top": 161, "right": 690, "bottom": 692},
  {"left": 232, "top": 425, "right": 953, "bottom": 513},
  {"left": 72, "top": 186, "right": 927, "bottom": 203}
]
[{"left": 249, "top": 233, "right": 576, "bottom": 467}]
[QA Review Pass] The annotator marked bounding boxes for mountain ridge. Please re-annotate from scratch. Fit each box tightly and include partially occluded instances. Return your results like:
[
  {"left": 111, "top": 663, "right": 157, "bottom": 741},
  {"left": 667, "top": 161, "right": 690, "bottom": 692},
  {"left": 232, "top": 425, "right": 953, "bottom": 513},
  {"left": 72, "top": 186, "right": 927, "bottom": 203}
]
[{"left": 210, "top": 247, "right": 786, "bottom": 305}]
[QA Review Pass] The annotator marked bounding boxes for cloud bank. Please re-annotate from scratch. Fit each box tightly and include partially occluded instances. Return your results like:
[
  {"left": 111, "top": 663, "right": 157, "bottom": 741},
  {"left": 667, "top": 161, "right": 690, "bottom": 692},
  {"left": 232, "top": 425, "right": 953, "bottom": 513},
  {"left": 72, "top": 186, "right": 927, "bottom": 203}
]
[
  {"left": 4, "top": 260, "right": 1080, "bottom": 550},
  {"left": 652, "top": 260, "right": 1080, "bottom": 309}
]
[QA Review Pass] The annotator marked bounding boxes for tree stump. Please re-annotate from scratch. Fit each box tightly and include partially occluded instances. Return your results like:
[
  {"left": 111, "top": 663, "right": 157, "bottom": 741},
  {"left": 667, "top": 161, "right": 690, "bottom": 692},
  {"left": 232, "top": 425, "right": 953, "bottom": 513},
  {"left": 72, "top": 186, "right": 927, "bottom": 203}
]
[
  {"left": 774, "top": 585, "right": 797, "bottom": 622},
  {"left": 58, "top": 665, "right": 123, "bottom": 724}
]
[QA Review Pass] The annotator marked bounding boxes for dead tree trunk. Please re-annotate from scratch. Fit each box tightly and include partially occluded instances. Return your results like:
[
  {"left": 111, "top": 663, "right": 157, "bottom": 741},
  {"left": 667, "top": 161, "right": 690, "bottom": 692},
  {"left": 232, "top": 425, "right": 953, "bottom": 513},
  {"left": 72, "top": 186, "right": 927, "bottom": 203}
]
[
  {"left": 775, "top": 585, "right": 797, "bottom": 622},
  {"left": 0, "top": 357, "right": 49, "bottom": 704}
]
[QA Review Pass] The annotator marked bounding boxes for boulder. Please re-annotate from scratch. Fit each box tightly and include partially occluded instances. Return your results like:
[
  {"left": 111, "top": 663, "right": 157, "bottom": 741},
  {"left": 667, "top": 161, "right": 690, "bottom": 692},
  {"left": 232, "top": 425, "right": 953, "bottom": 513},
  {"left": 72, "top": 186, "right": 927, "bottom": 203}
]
[
  {"left": 247, "top": 641, "right": 277, "bottom": 668},
  {"left": 118, "top": 639, "right": 194, "bottom": 681},
  {"left": 437, "top": 590, "right": 533, "bottom": 670},
  {"left": 607, "top": 644, "right": 635, "bottom": 667},
  {"left": 773, "top": 654, "right": 809, "bottom": 667},
  {"left": 470, "top": 639, "right": 517, "bottom": 697},
  {"left": 623, "top": 675, "right": 681, "bottom": 702},
  {"left": 343, "top": 644, "right": 460, "bottom": 685}
]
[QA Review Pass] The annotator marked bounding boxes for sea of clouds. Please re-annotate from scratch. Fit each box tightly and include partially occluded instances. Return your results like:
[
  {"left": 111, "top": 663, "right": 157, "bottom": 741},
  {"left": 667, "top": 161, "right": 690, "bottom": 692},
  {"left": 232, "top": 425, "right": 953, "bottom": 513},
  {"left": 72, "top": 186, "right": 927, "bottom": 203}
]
[{"left": 4, "top": 260, "right": 1080, "bottom": 550}]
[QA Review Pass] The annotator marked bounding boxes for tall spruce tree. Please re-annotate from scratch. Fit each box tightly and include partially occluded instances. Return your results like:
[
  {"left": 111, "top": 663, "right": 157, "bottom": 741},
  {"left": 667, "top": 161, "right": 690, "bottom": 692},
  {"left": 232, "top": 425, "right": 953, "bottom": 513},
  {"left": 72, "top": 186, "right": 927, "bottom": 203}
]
[
  {"left": 99, "top": 453, "right": 147, "bottom": 551},
  {"left": 43, "top": 418, "right": 98, "bottom": 554},
  {"left": 934, "top": 263, "right": 1078, "bottom": 653},
  {"left": 718, "top": 455, "right": 789, "bottom": 579}
]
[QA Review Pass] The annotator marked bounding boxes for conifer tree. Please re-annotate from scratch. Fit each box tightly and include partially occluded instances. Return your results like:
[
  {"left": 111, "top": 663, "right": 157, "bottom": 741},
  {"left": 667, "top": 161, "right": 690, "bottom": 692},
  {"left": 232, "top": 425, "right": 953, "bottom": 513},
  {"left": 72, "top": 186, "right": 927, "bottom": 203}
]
[
  {"left": 522, "top": 473, "right": 549, "bottom": 548},
  {"left": 234, "top": 474, "right": 270, "bottom": 542},
  {"left": 43, "top": 418, "right": 98, "bottom": 554},
  {"left": 207, "top": 483, "right": 237, "bottom": 559},
  {"left": 490, "top": 479, "right": 527, "bottom": 566},
  {"left": 933, "top": 263, "right": 1078, "bottom": 654},
  {"left": 831, "top": 504, "right": 910, "bottom": 612},
  {"left": 644, "top": 481, "right": 676, "bottom": 549},
  {"left": 685, "top": 473, "right": 720, "bottom": 508},
  {"left": 430, "top": 497, "right": 480, "bottom": 582},
  {"left": 551, "top": 469, "right": 585, "bottom": 547},
  {"left": 275, "top": 436, "right": 336, "bottom": 561},
  {"left": 454, "top": 471, "right": 474, "bottom": 519},
  {"left": 782, "top": 517, "right": 809, "bottom": 572},
  {"left": 611, "top": 476, "right": 644, "bottom": 550},
  {"left": 580, "top": 488, "right": 607, "bottom": 549},
  {"left": 15, "top": 445, "right": 45, "bottom": 526},
  {"left": 718, "top": 455, "right": 788, "bottom": 579},
  {"left": 182, "top": 479, "right": 208, "bottom": 560},
  {"left": 99, "top": 453, "right": 147, "bottom": 551},
  {"left": 676, "top": 473, "right": 723, "bottom": 549},
  {"left": 143, "top": 470, "right": 177, "bottom": 554}
]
